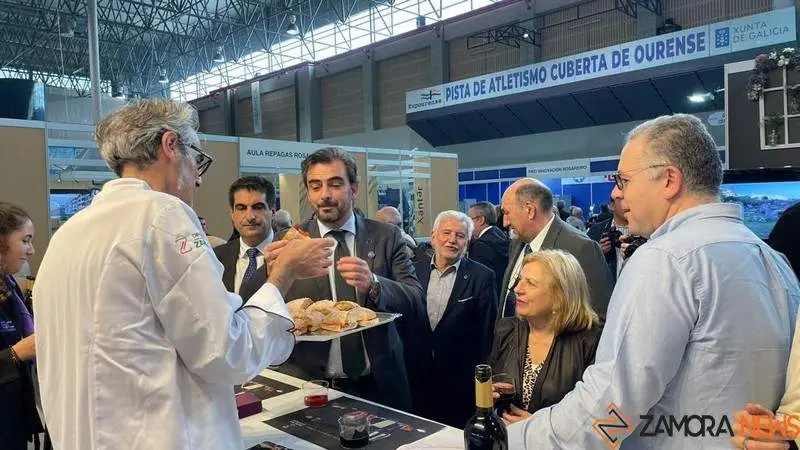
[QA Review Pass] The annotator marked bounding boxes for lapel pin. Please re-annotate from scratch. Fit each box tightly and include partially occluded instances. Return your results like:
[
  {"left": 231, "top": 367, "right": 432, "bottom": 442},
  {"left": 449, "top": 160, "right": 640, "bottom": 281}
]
[
  {"left": 367, "top": 251, "right": 376, "bottom": 259},
  {"left": 464, "top": 274, "right": 469, "bottom": 280}
]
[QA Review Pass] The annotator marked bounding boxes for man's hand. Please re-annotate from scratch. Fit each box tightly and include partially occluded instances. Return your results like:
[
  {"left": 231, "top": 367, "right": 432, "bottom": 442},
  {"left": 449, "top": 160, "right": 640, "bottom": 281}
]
[
  {"left": 267, "top": 238, "right": 335, "bottom": 294},
  {"left": 11, "top": 334, "right": 35, "bottom": 361},
  {"left": 731, "top": 403, "right": 792, "bottom": 450},
  {"left": 599, "top": 236, "right": 613, "bottom": 255},
  {"left": 502, "top": 404, "right": 532, "bottom": 424},
  {"left": 337, "top": 256, "right": 373, "bottom": 293}
]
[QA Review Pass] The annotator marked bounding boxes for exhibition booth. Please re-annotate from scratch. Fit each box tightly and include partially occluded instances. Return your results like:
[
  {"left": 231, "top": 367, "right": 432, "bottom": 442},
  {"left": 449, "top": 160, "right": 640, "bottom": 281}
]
[{"left": 0, "top": 119, "right": 458, "bottom": 273}]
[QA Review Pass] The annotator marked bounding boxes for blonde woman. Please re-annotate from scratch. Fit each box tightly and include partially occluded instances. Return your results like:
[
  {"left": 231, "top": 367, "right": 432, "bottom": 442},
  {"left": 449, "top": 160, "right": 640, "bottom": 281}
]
[{"left": 489, "top": 249, "right": 602, "bottom": 424}]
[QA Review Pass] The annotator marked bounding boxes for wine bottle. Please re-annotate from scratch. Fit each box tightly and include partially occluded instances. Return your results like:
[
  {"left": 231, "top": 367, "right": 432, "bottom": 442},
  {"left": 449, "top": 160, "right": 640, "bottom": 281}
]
[{"left": 464, "top": 364, "right": 508, "bottom": 450}]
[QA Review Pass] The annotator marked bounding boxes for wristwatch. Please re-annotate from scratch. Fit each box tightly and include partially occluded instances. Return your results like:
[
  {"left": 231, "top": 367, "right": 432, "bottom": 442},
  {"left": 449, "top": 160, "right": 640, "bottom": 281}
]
[{"left": 367, "top": 273, "right": 381, "bottom": 300}]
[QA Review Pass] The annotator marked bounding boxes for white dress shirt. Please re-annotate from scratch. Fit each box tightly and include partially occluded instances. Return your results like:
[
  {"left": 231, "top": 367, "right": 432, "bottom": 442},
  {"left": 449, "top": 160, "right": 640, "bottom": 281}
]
[
  {"left": 426, "top": 258, "right": 461, "bottom": 330},
  {"left": 33, "top": 178, "right": 295, "bottom": 450},
  {"left": 234, "top": 231, "right": 274, "bottom": 294},
  {"left": 506, "top": 214, "right": 556, "bottom": 300},
  {"left": 316, "top": 214, "right": 371, "bottom": 378}
]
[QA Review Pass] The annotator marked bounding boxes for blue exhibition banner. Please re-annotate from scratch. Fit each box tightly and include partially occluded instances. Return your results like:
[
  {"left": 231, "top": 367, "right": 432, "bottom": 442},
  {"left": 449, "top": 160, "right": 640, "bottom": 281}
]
[{"left": 406, "top": 7, "right": 797, "bottom": 113}]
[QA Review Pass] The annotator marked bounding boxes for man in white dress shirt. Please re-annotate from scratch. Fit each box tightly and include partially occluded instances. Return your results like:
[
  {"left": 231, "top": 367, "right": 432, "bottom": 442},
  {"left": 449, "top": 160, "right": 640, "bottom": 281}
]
[{"left": 33, "top": 99, "right": 334, "bottom": 450}]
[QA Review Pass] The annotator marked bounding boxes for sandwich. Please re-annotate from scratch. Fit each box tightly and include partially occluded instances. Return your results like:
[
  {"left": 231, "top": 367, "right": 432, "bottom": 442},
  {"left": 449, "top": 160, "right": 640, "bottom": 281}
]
[
  {"left": 305, "top": 311, "right": 325, "bottom": 332},
  {"left": 306, "top": 300, "right": 336, "bottom": 313},
  {"left": 320, "top": 309, "right": 357, "bottom": 333},
  {"left": 291, "top": 315, "right": 310, "bottom": 336},
  {"left": 348, "top": 307, "right": 379, "bottom": 327},
  {"left": 334, "top": 300, "right": 360, "bottom": 311},
  {"left": 287, "top": 298, "right": 313, "bottom": 315},
  {"left": 282, "top": 224, "right": 311, "bottom": 241}
]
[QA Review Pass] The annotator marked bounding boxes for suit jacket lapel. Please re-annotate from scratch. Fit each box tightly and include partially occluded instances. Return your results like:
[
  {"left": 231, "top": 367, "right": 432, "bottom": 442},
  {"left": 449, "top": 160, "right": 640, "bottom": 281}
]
[
  {"left": 222, "top": 240, "right": 239, "bottom": 292},
  {"left": 540, "top": 216, "right": 563, "bottom": 250},
  {"left": 417, "top": 259, "right": 432, "bottom": 291},
  {"left": 439, "top": 259, "right": 470, "bottom": 326},
  {"left": 503, "top": 240, "right": 524, "bottom": 293},
  {"left": 354, "top": 217, "right": 377, "bottom": 304},
  {"left": 354, "top": 216, "right": 376, "bottom": 273}
]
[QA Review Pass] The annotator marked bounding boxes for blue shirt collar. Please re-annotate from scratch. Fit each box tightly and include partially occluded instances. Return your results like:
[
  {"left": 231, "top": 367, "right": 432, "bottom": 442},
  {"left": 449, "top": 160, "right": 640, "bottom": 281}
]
[{"left": 650, "top": 202, "right": 742, "bottom": 241}]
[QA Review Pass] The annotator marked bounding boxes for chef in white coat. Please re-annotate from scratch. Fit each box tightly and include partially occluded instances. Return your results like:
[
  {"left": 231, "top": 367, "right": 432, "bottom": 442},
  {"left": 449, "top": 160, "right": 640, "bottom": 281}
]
[{"left": 33, "top": 99, "right": 335, "bottom": 449}]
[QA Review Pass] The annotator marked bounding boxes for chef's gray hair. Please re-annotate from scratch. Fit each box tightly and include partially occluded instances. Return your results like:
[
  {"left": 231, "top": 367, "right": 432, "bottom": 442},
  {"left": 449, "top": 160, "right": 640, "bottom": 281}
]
[
  {"left": 96, "top": 99, "right": 200, "bottom": 176},
  {"left": 432, "top": 210, "right": 473, "bottom": 241}
]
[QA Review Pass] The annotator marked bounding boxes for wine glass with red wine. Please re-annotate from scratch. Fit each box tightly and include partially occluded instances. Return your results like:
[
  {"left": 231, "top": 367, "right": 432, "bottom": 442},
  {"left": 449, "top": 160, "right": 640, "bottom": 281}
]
[{"left": 492, "top": 373, "right": 516, "bottom": 416}]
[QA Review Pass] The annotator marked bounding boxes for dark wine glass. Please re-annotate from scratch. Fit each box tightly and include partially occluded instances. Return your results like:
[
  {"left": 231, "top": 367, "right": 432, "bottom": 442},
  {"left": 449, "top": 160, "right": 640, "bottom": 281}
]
[{"left": 492, "top": 373, "right": 516, "bottom": 416}]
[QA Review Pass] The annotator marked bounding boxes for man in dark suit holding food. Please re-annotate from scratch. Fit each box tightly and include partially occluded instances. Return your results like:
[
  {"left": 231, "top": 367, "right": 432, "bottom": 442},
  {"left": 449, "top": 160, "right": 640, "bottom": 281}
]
[{"left": 277, "top": 147, "right": 424, "bottom": 411}]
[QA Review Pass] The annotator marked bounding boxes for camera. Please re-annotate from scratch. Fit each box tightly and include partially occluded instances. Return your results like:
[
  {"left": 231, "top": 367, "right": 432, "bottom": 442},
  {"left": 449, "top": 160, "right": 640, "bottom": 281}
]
[
  {"left": 622, "top": 236, "right": 648, "bottom": 259},
  {"left": 602, "top": 228, "right": 647, "bottom": 258},
  {"left": 602, "top": 229, "right": 623, "bottom": 248}
]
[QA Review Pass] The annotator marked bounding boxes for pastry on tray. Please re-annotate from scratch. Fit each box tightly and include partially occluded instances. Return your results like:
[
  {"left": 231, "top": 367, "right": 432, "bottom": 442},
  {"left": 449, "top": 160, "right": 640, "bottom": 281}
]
[
  {"left": 282, "top": 224, "right": 311, "bottom": 241},
  {"left": 306, "top": 300, "right": 336, "bottom": 313},
  {"left": 334, "top": 300, "right": 360, "bottom": 311},
  {"left": 286, "top": 298, "right": 383, "bottom": 336},
  {"left": 287, "top": 298, "right": 313, "bottom": 315},
  {"left": 348, "top": 307, "right": 379, "bottom": 327}
]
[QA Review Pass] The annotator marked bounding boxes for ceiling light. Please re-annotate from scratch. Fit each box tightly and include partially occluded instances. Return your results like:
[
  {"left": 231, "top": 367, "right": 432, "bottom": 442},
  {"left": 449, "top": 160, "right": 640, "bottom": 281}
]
[
  {"left": 158, "top": 69, "right": 169, "bottom": 84},
  {"left": 212, "top": 46, "right": 224, "bottom": 63},
  {"left": 522, "top": 32, "right": 530, "bottom": 39},
  {"left": 688, "top": 92, "right": 714, "bottom": 103},
  {"left": 286, "top": 15, "right": 299, "bottom": 36}
]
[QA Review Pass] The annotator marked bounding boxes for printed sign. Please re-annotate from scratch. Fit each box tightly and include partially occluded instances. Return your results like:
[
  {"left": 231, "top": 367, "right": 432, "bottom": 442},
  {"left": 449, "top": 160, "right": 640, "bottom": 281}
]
[
  {"left": 406, "top": 7, "right": 796, "bottom": 113},
  {"left": 527, "top": 158, "right": 591, "bottom": 179},
  {"left": 239, "top": 138, "right": 368, "bottom": 170}
]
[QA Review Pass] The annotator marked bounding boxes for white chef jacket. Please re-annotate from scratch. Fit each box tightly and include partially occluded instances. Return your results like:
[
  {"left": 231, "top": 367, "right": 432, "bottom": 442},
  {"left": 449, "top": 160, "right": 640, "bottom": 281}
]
[{"left": 33, "top": 178, "right": 295, "bottom": 450}]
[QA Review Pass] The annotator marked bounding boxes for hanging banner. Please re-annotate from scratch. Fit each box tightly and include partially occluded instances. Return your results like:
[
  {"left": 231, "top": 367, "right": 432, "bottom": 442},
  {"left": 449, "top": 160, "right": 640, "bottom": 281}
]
[
  {"left": 413, "top": 180, "right": 431, "bottom": 237},
  {"left": 251, "top": 81, "right": 263, "bottom": 135},
  {"left": 407, "top": 7, "right": 796, "bottom": 113}
]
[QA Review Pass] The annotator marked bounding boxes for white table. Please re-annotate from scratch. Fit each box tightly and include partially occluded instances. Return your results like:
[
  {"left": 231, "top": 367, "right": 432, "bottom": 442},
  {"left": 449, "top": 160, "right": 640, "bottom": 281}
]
[{"left": 240, "top": 370, "right": 464, "bottom": 449}]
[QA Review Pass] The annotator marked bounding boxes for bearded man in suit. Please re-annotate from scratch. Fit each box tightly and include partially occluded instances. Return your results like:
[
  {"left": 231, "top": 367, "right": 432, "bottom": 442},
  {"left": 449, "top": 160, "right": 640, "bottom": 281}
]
[{"left": 277, "top": 147, "right": 424, "bottom": 411}]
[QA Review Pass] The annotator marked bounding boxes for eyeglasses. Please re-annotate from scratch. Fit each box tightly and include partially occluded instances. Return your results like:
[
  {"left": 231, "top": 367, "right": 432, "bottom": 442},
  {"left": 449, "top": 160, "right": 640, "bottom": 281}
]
[
  {"left": 185, "top": 143, "right": 214, "bottom": 177},
  {"left": 611, "top": 164, "right": 668, "bottom": 190}
]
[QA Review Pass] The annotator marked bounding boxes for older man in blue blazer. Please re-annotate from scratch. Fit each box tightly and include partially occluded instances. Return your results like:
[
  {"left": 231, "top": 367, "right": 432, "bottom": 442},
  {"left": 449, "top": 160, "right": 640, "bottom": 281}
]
[{"left": 410, "top": 210, "right": 498, "bottom": 428}]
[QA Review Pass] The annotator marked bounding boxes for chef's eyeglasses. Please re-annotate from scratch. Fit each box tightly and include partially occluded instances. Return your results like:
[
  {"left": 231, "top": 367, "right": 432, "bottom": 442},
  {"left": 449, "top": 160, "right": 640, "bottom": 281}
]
[{"left": 183, "top": 141, "right": 214, "bottom": 177}]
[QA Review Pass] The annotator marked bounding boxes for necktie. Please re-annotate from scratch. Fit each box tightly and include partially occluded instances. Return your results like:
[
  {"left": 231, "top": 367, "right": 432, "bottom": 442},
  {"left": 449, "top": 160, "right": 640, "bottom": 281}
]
[
  {"left": 328, "top": 230, "right": 366, "bottom": 379},
  {"left": 503, "top": 245, "right": 532, "bottom": 318},
  {"left": 242, "top": 247, "right": 260, "bottom": 289}
]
